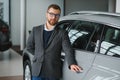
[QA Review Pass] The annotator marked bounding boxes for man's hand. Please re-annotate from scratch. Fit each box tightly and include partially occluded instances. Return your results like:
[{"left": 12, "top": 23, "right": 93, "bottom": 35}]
[{"left": 70, "top": 64, "right": 83, "bottom": 73}]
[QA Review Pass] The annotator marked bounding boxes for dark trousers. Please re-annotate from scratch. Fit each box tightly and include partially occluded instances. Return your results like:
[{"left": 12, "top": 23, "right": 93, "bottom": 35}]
[{"left": 32, "top": 76, "right": 59, "bottom": 80}]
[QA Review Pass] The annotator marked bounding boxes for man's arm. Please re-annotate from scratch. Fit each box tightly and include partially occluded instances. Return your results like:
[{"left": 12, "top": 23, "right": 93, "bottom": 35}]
[
  {"left": 62, "top": 30, "right": 83, "bottom": 72},
  {"left": 26, "top": 27, "right": 35, "bottom": 55}
]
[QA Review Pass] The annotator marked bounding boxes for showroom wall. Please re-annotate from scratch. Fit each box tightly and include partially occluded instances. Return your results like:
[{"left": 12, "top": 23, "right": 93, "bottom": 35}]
[
  {"left": 11, "top": 0, "right": 20, "bottom": 45},
  {"left": 65, "top": 0, "right": 109, "bottom": 15}
]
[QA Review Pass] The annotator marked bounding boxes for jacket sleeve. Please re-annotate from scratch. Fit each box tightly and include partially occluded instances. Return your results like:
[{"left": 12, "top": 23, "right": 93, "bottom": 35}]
[
  {"left": 62, "top": 30, "right": 77, "bottom": 67},
  {"left": 26, "top": 27, "right": 35, "bottom": 55}
]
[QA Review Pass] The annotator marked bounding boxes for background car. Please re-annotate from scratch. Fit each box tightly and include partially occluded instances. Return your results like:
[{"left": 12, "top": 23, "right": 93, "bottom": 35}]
[
  {"left": 0, "top": 19, "right": 12, "bottom": 51},
  {"left": 23, "top": 11, "right": 120, "bottom": 80}
]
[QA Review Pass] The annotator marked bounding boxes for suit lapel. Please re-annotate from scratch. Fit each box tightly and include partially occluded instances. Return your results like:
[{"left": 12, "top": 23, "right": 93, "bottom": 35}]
[
  {"left": 39, "top": 25, "right": 44, "bottom": 49},
  {"left": 47, "top": 29, "right": 57, "bottom": 48},
  {"left": 39, "top": 24, "right": 57, "bottom": 49}
]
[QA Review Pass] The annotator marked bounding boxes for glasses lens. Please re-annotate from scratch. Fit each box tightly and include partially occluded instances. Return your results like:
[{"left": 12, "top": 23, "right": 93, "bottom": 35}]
[{"left": 48, "top": 12, "right": 60, "bottom": 18}]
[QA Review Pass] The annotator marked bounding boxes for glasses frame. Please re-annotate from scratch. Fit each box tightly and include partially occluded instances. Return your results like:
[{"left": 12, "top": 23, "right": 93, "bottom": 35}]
[{"left": 47, "top": 12, "right": 60, "bottom": 18}]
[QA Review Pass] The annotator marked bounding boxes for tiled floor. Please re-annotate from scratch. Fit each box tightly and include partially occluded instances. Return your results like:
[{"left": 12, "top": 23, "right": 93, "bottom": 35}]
[{"left": 0, "top": 49, "right": 23, "bottom": 80}]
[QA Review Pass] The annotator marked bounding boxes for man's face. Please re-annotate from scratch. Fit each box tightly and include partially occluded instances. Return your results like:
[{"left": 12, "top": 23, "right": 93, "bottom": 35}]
[{"left": 46, "top": 8, "right": 61, "bottom": 26}]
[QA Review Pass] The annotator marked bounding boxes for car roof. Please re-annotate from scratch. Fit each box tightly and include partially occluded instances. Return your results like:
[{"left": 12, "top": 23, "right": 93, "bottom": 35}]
[{"left": 59, "top": 11, "right": 120, "bottom": 29}]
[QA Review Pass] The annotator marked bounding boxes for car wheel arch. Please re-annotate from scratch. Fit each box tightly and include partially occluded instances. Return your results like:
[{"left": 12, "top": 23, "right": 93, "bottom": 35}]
[{"left": 23, "top": 59, "right": 32, "bottom": 80}]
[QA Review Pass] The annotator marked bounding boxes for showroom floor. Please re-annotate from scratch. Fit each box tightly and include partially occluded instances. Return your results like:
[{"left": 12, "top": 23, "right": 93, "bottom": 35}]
[{"left": 0, "top": 49, "right": 23, "bottom": 80}]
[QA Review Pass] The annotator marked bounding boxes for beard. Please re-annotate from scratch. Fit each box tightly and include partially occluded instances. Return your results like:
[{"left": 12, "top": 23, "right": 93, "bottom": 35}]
[{"left": 48, "top": 19, "right": 58, "bottom": 26}]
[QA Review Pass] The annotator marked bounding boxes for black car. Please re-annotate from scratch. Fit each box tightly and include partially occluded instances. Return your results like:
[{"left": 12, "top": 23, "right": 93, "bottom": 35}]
[{"left": 0, "top": 19, "right": 12, "bottom": 51}]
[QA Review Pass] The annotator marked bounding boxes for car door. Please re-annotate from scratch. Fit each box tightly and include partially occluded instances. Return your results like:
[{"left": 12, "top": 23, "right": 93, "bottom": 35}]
[
  {"left": 84, "top": 25, "right": 120, "bottom": 80},
  {"left": 58, "top": 20, "right": 99, "bottom": 80}
]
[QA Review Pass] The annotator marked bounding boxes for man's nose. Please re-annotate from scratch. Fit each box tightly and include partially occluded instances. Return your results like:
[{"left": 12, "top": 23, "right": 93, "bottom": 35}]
[{"left": 51, "top": 15, "right": 56, "bottom": 19}]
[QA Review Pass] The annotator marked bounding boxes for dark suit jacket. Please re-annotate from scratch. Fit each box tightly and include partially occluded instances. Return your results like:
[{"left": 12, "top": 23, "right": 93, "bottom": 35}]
[{"left": 26, "top": 24, "right": 77, "bottom": 78}]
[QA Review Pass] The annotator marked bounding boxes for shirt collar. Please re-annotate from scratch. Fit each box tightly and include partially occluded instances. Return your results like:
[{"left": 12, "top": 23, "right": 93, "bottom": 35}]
[{"left": 44, "top": 24, "right": 55, "bottom": 31}]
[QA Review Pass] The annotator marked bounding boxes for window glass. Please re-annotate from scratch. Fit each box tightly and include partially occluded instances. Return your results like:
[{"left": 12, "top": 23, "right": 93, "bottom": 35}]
[
  {"left": 86, "top": 24, "right": 103, "bottom": 52},
  {"left": 57, "top": 20, "right": 73, "bottom": 30},
  {"left": 58, "top": 20, "right": 103, "bottom": 52},
  {"left": 68, "top": 21, "right": 96, "bottom": 50},
  {"left": 100, "top": 26, "right": 120, "bottom": 58}
]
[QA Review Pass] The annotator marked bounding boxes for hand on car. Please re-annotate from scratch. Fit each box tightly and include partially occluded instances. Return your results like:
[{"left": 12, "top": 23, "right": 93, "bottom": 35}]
[{"left": 70, "top": 64, "right": 83, "bottom": 73}]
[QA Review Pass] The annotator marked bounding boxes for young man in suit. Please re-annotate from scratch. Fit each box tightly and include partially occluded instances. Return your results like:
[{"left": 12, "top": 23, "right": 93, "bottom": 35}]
[{"left": 26, "top": 4, "right": 83, "bottom": 80}]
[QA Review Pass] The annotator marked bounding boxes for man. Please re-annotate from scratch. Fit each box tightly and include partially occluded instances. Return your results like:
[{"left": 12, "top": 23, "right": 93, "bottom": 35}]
[{"left": 26, "top": 4, "right": 83, "bottom": 80}]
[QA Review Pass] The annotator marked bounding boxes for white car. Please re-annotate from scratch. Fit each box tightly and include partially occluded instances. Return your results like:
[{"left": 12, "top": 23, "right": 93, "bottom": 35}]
[{"left": 23, "top": 11, "right": 120, "bottom": 80}]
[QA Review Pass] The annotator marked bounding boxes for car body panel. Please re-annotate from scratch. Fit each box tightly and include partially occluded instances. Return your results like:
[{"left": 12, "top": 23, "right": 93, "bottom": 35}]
[
  {"left": 23, "top": 49, "right": 34, "bottom": 65},
  {"left": 84, "top": 54, "right": 120, "bottom": 80},
  {"left": 59, "top": 13, "right": 120, "bottom": 28},
  {"left": 63, "top": 50, "right": 96, "bottom": 80}
]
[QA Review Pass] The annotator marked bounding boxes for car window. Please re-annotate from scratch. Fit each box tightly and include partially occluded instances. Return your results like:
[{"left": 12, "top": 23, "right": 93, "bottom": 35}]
[
  {"left": 67, "top": 21, "right": 102, "bottom": 51},
  {"left": 58, "top": 20, "right": 104, "bottom": 52},
  {"left": 57, "top": 20, "right": 73, "bottom": 30},
  {"left": 68, "top": 21, "right": 95, "bottom": 50},
  {"left": 100, "top": 26, "right": 120, "bottom": 58},
  {"left": 86, "top": 24, "right": 103, "bottom": 52}
]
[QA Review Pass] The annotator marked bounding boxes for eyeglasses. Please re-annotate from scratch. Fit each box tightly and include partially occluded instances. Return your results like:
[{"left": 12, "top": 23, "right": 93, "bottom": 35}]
[{"left": 47, "top": 12, "right": 60, "bottom": 18}]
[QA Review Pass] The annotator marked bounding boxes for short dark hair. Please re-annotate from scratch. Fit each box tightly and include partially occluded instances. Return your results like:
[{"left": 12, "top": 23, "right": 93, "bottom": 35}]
[{"left": 47, "top": 4, "right": 61, "bottom": 11}]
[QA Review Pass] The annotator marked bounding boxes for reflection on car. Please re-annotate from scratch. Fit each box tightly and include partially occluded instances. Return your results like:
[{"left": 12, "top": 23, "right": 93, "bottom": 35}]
[
  {"left": 100, "top": 28, "right": 120, "bottom": 56},
  {"left": 0, "top": 19, "right": 12, "bottom": 51},
  {"left": 23, "top": 11, "right": 120, "bottom": 80}
]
